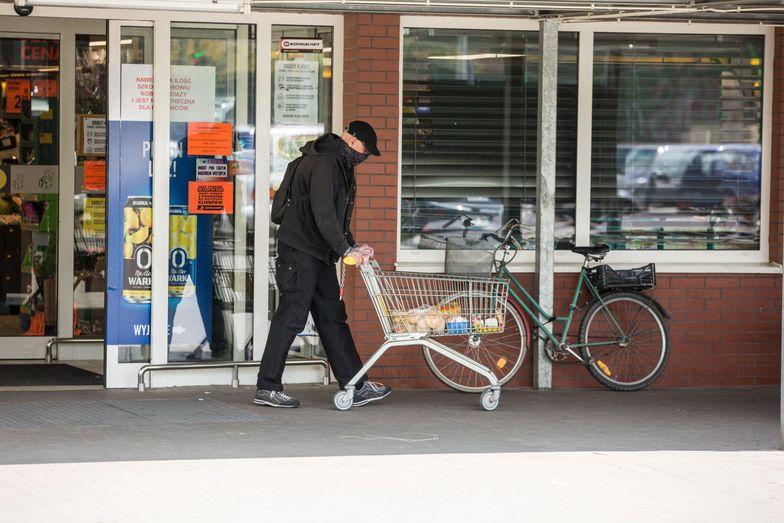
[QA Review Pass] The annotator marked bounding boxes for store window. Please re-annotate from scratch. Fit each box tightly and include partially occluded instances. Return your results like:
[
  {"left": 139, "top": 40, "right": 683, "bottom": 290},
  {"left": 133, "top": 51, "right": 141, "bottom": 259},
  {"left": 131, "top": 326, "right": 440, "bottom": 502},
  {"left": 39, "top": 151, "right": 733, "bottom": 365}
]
[
  {"left": 590, "top": 33, "right": 764, "bottom": 250},
  {"left": 73, "top": 34, "right": 107, "bottom": 338},
  {"left": 401, "top": 28, "right": 578, "bottom": 251},
  {"left": 167, "top": 23, "right": 256, "bottom": 362},
  {"left": 0, "top": 36, "right": 59, "bottom": 336},
  {"left": 268, "top": 25, "right": 334, "bottom": 360}
]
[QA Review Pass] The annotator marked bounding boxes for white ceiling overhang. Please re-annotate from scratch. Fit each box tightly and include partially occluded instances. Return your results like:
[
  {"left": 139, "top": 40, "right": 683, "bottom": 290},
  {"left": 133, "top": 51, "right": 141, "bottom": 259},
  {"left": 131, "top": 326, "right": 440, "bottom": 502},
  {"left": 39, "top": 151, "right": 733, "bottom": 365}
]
[{"left": 249, "top": 0, "right": 784, "bottom": 24}]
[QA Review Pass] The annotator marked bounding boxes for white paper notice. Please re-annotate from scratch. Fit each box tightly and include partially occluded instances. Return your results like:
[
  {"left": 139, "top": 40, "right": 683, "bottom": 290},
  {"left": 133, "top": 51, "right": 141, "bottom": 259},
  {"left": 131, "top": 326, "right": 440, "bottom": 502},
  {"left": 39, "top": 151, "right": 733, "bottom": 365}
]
[
  {"left": 8, "top": 165, "right": 59, "bottom": 194},
  {"left": 274, "top": 61, "right": 319, "bottom": 125},
  {"left": 82, "top": 116, "right": 106, "bottom": 155},
  {"left": 121, "top": 64, "right": 216, "bottom": 122}
]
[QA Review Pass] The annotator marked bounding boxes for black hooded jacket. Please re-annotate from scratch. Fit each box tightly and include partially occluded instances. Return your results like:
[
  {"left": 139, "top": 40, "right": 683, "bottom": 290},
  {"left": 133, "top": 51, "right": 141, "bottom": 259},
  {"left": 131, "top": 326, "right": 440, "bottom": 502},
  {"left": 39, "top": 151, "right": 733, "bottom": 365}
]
[{"left": 275, "top": 133, "right": 357, "bottom": 263}]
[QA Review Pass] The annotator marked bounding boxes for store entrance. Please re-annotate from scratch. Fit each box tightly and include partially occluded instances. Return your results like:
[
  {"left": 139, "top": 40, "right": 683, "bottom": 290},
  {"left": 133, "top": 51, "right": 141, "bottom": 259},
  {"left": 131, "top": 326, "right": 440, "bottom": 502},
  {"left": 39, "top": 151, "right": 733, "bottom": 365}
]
[{"left": 0, "top": 19, "right": 106, "bottom": 387}]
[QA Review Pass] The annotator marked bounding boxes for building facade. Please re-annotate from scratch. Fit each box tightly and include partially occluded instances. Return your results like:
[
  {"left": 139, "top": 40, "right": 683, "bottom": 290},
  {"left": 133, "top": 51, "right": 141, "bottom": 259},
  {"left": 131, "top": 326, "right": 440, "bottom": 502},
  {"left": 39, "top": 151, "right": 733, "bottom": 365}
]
[{"left": 0, "top": 1, "right": 780, "bottom": 390}]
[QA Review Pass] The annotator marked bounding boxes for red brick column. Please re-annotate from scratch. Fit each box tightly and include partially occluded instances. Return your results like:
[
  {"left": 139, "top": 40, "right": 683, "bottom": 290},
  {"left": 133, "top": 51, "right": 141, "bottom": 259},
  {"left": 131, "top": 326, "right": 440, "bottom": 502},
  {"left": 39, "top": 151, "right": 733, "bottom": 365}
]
[{"left": 343, "top": 13, "right": 433, "bottom": 387}]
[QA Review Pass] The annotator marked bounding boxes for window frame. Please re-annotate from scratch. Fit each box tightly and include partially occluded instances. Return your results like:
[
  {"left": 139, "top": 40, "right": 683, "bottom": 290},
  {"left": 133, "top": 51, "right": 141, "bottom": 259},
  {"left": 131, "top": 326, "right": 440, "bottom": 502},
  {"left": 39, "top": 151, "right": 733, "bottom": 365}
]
[{"left": 397, "top": 17, "right": 774, "bottom": 273}]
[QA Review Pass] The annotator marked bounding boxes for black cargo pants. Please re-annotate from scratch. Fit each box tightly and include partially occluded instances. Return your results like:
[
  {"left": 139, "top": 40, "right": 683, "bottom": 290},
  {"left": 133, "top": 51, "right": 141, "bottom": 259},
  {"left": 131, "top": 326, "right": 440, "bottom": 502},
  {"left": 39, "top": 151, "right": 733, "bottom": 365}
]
[{"left": 257, "top": 241, "right": 366, "bottom": 391}]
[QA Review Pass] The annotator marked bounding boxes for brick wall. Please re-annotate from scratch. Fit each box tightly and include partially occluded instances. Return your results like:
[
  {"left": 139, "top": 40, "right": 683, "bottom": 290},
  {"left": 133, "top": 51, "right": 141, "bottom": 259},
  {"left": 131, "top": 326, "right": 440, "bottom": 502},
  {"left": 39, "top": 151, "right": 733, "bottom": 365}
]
[
  {"left": 341, "top": 16, "right": 783, "bottom": 389},
  {"left": 343, "top": 13, "right": 431, "bottom": 386}
]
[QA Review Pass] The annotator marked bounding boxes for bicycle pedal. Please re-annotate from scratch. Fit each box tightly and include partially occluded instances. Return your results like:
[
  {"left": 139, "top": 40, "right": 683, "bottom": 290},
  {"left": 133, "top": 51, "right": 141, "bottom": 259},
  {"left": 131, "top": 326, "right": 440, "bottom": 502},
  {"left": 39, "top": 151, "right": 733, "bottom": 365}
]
[{"left": 595, "top": 359, "right": 612, "bottom": 377}]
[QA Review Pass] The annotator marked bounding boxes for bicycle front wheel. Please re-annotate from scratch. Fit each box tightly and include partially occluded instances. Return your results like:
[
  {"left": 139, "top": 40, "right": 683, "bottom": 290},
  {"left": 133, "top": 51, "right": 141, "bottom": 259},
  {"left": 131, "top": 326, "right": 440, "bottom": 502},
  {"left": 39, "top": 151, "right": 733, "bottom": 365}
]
[
  {"left": 579, "top": 291, "right": 669, "bottom": 391},
  {"left": 423, "top": 297, "right": 527, "bottom": 393}
]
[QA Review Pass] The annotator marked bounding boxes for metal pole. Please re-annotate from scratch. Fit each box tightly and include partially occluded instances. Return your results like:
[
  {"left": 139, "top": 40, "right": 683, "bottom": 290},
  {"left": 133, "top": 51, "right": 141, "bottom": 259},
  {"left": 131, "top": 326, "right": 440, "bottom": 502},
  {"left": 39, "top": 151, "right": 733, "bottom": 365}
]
[{"left": 535, "top": 19, "right": 558, "bottom": 390}]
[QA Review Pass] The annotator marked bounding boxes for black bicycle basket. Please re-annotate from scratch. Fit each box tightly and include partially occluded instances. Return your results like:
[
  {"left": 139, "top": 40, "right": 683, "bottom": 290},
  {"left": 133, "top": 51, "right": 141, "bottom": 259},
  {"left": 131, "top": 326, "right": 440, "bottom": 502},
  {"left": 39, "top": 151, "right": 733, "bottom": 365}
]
[{"left": 587, "top": 263, "right": 656, "bottom": 291}]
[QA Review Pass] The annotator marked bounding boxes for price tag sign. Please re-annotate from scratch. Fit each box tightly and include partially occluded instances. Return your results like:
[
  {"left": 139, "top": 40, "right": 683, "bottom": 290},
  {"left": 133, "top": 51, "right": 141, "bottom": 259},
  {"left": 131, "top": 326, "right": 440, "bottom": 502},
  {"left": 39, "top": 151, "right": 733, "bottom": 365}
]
[
  {"left": 5, "top": 79, "right": 30, "bottom": 114},
  {"left": 33, "top": 79, "right": 57, "bottom": 98}
]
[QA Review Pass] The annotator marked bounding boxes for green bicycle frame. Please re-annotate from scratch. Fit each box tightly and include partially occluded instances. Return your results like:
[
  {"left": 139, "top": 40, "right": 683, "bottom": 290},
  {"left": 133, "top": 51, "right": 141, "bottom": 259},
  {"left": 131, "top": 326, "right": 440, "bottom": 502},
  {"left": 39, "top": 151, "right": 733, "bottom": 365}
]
[{"left": 495, "top": 263, "right": 628, "bottom": 361}]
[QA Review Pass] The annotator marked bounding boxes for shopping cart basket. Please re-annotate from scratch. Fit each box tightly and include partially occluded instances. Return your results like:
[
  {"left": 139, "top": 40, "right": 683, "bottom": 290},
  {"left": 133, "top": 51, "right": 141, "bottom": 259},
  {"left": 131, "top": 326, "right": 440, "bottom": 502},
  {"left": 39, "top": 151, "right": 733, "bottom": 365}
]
[{"left": 333, "top": 260, "right": 509, "bottom": 411}]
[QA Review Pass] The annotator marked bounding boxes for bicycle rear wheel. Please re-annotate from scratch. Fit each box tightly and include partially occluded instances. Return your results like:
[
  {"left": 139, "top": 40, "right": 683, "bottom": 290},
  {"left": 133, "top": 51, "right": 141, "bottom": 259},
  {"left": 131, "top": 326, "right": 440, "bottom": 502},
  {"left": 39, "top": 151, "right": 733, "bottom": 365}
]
[
  {"left": 423, "top": 297, "right": 527, "bottom": 393},
  {"left": 578, "top": 291, "right": 669, "bottom": 391}
]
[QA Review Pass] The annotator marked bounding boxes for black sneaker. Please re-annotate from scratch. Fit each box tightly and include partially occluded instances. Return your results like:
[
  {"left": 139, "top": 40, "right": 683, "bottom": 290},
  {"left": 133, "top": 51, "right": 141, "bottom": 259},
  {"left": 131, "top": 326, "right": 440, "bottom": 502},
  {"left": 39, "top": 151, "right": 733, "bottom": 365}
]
[
  {"left": 254, "top": 389, "right": 300, "bottom": 408},
  {"left": 353, "top": 381, "right": 391, "bottom": 406}
]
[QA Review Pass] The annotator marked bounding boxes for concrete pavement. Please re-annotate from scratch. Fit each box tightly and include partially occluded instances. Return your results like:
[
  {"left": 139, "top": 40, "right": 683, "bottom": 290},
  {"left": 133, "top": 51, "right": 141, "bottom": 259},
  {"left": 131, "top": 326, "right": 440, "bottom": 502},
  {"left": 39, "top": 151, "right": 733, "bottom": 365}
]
[{"left": 0, "top": 385, "right": 781, "bottom": 522}]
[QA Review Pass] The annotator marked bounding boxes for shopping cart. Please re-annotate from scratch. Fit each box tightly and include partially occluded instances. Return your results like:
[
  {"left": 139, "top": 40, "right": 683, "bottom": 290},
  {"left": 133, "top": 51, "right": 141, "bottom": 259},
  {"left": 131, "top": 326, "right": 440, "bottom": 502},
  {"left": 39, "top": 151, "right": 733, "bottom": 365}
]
[{"left": 333, "top": 260, "right": 509, "bottom": 411}]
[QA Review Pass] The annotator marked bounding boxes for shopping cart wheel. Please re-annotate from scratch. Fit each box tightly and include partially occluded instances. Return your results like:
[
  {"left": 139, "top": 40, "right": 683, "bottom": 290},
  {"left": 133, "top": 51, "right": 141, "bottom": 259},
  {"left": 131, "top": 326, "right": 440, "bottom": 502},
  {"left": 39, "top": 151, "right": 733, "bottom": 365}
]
[
  {"left": 480, "top": 389, "right": 500, "bottom": 411},
  {"left": 334, "top": 391, "right": 353, "bottom": 411}
]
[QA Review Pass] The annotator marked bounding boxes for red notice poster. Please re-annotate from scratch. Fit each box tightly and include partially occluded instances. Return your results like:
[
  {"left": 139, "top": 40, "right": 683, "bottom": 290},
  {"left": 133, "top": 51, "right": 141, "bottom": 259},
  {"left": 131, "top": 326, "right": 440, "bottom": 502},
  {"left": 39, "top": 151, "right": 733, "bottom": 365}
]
[
  {"left": 187, "top": 122, "right": 233, "bottom": 157},
  {"left": 188, "top": 181, "right": 234, "bottom": 214}
]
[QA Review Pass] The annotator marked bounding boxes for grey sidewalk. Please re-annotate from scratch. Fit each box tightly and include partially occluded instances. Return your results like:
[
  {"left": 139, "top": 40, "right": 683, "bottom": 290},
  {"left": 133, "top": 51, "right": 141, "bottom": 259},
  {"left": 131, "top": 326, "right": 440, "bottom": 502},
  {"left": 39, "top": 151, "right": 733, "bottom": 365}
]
[
  {"left": 0, "top": 385, "right": 782, "bottom": 523},
  {"left": 0, "top": 385, "right": 780, "bottom": 464}
]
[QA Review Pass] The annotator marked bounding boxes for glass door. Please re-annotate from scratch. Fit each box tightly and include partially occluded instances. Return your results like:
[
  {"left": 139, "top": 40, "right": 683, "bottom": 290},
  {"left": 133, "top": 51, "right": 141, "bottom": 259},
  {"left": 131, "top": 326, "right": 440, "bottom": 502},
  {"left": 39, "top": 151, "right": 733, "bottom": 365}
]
[
  {"left": 0, "top": 34, "right": 60, "bottom": 350},
  {"left": 103, "top": 12, "right": 342, "bottom": 388},
  {"left": 166, "top": 23, "right": 257, "bottom": 363},
  {"left": 268, "top": 24, "right": 334, "bottom": 361},
  {"left": 105, "top": 20, "right": 154, "bottom": 387}
]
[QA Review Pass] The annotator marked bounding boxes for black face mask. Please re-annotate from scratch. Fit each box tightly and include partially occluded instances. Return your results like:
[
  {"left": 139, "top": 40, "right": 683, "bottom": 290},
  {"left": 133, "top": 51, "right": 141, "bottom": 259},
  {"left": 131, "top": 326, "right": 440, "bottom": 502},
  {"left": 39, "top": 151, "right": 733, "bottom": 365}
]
[{"left": 337, "top": 138, "right": 370, "bottom": 169}]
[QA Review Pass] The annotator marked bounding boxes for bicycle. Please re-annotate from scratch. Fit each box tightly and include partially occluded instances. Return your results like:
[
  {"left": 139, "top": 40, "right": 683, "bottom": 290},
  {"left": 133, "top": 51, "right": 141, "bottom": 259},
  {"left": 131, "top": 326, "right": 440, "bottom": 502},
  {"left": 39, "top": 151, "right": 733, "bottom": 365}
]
[{"left": 422, "top": 219, "right": 671, "bottom": 392}]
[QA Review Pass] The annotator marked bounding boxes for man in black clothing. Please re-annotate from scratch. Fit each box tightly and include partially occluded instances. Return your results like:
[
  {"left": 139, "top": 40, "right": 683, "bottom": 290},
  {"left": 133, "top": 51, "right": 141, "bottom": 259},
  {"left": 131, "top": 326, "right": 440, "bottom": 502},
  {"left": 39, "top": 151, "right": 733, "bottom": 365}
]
[{"left": 255, "top": 121, "right": 391, "bottom": 408}]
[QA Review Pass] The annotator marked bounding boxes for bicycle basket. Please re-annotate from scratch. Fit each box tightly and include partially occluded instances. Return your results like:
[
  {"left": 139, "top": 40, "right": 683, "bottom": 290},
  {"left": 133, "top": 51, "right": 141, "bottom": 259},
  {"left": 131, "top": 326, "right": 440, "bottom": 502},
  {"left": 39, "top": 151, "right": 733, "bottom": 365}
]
[
  {"left": 444, "top": 236, "right": 497, "bottom": 275},
  {"left": 587, "top": 263, "right": 656, "bottom": 292}
]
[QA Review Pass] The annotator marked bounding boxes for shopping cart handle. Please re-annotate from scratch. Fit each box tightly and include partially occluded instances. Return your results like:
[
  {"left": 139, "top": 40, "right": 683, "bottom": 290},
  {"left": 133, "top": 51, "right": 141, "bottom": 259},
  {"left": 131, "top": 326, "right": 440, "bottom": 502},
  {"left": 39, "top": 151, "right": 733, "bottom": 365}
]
[{"left": 343, "top": 256, "right": 379, "bottom": 271}]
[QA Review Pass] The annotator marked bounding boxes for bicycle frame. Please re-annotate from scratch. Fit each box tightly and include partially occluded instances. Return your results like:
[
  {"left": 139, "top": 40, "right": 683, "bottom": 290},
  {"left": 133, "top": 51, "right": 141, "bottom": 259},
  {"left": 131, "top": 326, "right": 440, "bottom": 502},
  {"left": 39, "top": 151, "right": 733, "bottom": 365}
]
[{"left": 495, "top": 257, "right": 627, "bottom": 364}]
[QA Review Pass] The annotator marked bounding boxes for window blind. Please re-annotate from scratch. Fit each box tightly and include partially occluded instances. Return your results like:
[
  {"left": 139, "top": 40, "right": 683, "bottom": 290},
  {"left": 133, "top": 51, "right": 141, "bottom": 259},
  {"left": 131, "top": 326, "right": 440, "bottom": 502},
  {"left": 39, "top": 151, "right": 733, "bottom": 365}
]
[
  {"left": 401, "top": 28, "right": 578, "bottom": 250},
  {"left": 590, "top": 33, "right": 764, "bottom": 251}
]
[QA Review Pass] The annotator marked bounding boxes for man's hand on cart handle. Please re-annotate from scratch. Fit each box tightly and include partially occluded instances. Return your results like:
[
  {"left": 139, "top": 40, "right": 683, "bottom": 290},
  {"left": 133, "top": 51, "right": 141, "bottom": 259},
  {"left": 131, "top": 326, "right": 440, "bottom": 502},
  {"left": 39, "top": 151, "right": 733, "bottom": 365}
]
[{"left": 343, "top": 243, "right": 374, "bottom": 266}]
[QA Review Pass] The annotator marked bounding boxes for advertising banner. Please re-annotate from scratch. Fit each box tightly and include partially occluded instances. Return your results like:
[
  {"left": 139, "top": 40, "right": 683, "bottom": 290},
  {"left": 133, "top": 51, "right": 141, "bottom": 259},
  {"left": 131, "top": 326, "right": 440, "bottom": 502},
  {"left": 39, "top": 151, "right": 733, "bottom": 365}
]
[
  {"left": 107, "top": 64, "right": 217, "bottom": 349},
  {"left": 168, "top": 122, "right": 214, "bottom": 352},
  {"left": 105, "top": 120, "right": 153, "bottom": 345}
]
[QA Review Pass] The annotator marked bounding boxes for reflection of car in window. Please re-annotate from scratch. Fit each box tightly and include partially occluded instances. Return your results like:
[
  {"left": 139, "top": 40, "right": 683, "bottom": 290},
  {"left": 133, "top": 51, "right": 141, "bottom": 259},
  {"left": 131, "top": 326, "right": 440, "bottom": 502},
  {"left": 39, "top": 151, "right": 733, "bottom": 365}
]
[
  {"left": 617, "top": 144, "right": 761, "bottom": 213},
  {"left": 400, "top": 197, "right": 504, "bottom": 249}
]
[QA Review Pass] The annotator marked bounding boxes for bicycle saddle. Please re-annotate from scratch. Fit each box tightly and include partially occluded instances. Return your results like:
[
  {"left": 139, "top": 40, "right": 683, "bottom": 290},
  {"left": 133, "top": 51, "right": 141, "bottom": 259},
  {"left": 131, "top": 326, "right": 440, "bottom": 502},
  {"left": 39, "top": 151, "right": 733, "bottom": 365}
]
[{"left": 571, "top": 244, "right": 610, "bottom": 259}]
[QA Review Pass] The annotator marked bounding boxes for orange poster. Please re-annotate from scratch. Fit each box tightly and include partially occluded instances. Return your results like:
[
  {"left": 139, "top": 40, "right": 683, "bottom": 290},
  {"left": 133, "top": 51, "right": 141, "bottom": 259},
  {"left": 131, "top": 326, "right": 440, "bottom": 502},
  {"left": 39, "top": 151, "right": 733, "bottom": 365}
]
[
  {"left": 187, "top": 122, "right": 233, "bottom": 157},
  {"left": 33, "top": 79, "right": 57, "bottom": 97},
  {"left": 84, "top": 160, "right": 106, "bottom": 191},
  {"left": 6, "top": 79, "right": 31, "bottom": 114},
  {"left": 188, "top": 181, "right": 234, "bottom": 214}
]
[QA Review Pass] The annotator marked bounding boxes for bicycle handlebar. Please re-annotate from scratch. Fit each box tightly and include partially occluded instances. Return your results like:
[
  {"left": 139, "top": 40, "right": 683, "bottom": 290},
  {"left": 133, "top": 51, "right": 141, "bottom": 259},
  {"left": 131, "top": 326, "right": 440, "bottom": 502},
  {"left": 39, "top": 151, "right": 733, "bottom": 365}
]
[{"left": 482, "top": 219, "right": 521, "bottom": 248}]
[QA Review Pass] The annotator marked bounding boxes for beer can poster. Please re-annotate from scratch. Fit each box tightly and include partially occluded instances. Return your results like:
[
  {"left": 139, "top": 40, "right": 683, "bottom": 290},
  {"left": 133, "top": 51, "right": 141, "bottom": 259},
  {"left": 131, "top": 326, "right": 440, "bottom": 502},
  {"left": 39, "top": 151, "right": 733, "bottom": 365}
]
[
  {"left": 169, "top": 205, "right": 197, "bottom": 297},
  {"left": 188, "top": 180, "right": 233, "bottom": 214},
  {"left": 123, "top": 196, "right": 152, "bottom": 303}
]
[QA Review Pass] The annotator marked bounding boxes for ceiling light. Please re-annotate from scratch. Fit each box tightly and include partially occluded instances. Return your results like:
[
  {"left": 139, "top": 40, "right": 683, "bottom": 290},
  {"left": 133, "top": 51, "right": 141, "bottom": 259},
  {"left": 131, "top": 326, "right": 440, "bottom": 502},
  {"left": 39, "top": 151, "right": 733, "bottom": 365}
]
[
  {"left": 88, "top": 39, "right": 133, "bottom": 47},
  {"left": 15, "top": 0, "right": 250, "bottom": 13},
  {"left": 428, "top": 53, "right": 525, "bottom": 61}
]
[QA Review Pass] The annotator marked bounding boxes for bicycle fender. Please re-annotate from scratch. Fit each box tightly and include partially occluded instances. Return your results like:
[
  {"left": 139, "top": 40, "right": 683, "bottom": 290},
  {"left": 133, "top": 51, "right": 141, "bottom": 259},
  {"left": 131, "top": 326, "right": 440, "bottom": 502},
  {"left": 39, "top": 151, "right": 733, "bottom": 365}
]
[{"left": 647, "top": 295, "right": 670, "bottom": 320}]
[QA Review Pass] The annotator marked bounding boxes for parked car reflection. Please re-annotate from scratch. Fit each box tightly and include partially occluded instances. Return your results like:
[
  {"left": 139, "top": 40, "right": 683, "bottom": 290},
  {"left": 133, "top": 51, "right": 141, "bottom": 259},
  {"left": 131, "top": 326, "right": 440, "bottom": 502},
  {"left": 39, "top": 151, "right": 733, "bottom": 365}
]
[{"left": 617, "top": 144, "right": 761, "bottom": 215}]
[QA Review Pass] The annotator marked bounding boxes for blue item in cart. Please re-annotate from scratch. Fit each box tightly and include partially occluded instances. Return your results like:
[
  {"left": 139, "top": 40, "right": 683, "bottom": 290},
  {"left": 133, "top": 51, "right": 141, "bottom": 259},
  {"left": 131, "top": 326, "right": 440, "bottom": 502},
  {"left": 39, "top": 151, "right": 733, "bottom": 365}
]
[{"left": 447, "top": 320, "right": 469, "bottom": 334}]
